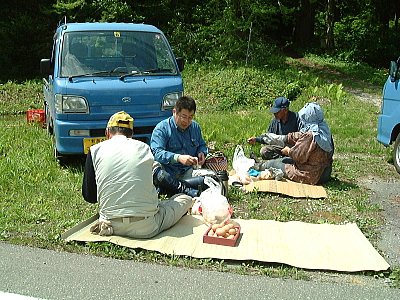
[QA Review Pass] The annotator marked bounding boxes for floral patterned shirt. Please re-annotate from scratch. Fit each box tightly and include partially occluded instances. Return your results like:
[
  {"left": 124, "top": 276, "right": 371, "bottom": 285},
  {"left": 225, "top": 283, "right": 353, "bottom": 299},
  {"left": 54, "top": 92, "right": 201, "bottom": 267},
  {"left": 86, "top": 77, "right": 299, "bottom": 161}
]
[{"left": 285, "top": 132, "right": 333, "bottom": 185}]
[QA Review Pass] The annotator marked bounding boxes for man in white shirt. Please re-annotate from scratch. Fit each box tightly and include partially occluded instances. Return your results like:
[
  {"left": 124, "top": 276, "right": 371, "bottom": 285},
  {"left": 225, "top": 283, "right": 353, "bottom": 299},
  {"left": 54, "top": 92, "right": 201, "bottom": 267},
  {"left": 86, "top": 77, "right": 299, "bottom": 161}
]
[{"left": 82, "top": 111, "right": 193, "bottom": 238}]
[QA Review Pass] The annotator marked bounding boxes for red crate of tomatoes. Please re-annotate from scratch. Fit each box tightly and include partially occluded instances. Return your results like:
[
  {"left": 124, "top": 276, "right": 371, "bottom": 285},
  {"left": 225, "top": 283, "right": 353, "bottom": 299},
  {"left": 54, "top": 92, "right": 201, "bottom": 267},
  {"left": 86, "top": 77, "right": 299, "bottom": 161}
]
[{"left": 203, "top": 223, "right": 241, "bottom": 247}]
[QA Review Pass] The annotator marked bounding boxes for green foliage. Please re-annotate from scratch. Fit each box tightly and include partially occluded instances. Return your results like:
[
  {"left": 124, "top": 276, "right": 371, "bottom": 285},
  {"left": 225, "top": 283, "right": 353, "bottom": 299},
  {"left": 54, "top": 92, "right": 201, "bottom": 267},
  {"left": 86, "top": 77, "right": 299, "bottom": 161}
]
[
  {"left": 166, "top": 0, "right": 285, "bottom": 65},
  {"left": 183, "top": 61, "right": 306, "bottom": 112},
  {"left": 323, "top": 12, "right": 400, "bottom": 68},
  {"left": 390, "top": 266, "right": 400, "bottom": 288},
  {"left": 1, "top": 0, "right": 399, "bottom": 82},
  {"left": 0, "top": 80, "right": 43, "bottom": 114},
  {"left": 0, "top": 2, "right": 56, "bottom": 82},
  {"left": 302, "top": 54, "right": 388, "bottom": 87},
  {"left": 53, "top": 0, "right": 144, "bottom": 23},
  {"left": 184, "top": 56, "right": 359, "bottom": 115},
  {"left": 236, "top": 262, "right": 308, "bottom": 280},
  {"left": 282, "top": 81, "right": 303, "bottom": 100}
]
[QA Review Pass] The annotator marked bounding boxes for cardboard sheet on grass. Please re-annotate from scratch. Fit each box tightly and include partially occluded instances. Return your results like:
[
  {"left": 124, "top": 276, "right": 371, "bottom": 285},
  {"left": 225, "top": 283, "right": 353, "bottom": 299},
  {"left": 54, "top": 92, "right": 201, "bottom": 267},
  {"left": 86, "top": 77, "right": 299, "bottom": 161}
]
[
  {"left": 62, "top": 215, "right": 389, "bottom": 272},
  {"left": 243, "top": 179, "right": 327, "bottom": 198},
  {"left": 228, "top": 169, "right": 327, "bottom": 198}
]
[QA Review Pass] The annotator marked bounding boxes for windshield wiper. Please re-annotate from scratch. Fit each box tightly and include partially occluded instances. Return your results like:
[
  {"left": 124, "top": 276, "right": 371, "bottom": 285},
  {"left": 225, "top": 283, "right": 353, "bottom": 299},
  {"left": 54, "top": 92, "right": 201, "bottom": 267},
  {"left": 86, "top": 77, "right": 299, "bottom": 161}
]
[
  {"left": 119, "top": 71, "right": 142, "bottom": 80},
  {"left": 142, "top": 68, "right": 173, "bottom": 74},
  {"left": 119, "top": 69, "right": 173, "bottom": 80},
  {"left": 68, "top": 70, "right": 124, "bottom": 81}
]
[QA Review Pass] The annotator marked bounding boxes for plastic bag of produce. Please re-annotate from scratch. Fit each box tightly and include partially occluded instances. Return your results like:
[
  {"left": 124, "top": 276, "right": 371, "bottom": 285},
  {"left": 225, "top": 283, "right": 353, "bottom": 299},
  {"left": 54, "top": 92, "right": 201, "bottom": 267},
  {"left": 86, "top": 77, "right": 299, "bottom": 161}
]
[
  {"left": 199, "top": 177, "right": 232, "bottom": 225},
  {"left": 232, "top": 145, "right": 255, "bottom": 184}
]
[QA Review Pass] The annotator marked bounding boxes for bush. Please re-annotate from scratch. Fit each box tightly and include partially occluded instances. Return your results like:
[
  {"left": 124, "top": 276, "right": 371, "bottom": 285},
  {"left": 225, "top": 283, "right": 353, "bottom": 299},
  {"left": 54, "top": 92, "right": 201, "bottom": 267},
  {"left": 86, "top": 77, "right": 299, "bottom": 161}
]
[
  {"left": 333, "top": 14, "right": 400, "bottom": 68},
  {"left": 183, "top": 64, "right": 293, "bottom": 111}
]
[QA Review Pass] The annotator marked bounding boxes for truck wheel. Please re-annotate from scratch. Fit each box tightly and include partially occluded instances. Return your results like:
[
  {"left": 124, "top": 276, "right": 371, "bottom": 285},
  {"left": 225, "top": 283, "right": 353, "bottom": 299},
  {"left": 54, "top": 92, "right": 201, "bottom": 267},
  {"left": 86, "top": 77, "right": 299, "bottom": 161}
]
[
  {"left": 394, "top": 134, "right": 400, "bottom": 174},
  {"left": 53, "top": 140, "right": 62, "bottom": 160},
  {"left": 54, "top": 147, "right": 70, "bottom": 165},
  {"left": 53, "top": 137, "right": 68, "bottom": 165}
]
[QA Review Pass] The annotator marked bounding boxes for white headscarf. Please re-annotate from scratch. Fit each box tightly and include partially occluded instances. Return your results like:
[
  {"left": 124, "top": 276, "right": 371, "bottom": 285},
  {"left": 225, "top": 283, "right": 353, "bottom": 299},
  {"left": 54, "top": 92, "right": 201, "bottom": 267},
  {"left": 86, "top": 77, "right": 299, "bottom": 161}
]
[{"left": 298, "top": 102, "right": 333, "bottom": 152}]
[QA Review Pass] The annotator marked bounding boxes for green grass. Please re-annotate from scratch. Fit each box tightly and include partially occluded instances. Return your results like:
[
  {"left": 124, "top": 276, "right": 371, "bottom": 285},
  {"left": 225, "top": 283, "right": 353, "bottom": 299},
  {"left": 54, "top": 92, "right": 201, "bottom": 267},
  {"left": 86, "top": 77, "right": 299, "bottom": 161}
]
[
  {"left": 302, "top": 53, "right": 388, "bottom": 87},
  {"left": 0, "top": 117, "right": 94, "bottom": 246},
  {"left": 0, "top": 56, "right": 399, "bottom": 285}
]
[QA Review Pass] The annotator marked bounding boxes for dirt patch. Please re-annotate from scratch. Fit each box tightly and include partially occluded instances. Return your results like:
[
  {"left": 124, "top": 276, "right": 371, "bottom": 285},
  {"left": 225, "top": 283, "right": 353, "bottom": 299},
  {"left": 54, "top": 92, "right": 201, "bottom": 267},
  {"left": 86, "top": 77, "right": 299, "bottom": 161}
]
[
  {"left": 310, "top": 211, "right": 343, "bottom": 223},
  {"left": 359, "top": 177, "right": 400, "bottom": 267}
]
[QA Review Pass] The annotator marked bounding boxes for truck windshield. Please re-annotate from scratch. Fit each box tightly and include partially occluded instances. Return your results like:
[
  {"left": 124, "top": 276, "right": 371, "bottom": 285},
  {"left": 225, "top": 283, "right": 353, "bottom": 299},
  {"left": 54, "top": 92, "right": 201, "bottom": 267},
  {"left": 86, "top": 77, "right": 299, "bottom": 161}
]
[{"left": 60, "top": 31, "right": 178, "bottom": 77}]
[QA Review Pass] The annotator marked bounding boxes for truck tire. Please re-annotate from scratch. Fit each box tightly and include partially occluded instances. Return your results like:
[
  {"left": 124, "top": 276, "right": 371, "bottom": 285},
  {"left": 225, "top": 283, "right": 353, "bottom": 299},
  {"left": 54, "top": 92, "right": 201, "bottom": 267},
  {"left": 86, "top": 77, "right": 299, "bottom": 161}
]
[
  {"left": 55, "top": 147, "right": 70, "bottom": 165},
  {"left": 394, "top": 134, "right": 400, "bottom": 174},
  {"left": 53, "top": 137, "right": 67, "bottom": 164}
]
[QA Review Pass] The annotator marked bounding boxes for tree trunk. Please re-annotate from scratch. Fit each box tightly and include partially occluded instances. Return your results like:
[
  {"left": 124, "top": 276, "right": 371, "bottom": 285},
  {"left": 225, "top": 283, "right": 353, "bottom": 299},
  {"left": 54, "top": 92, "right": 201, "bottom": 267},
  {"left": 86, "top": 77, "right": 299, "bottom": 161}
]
[
  {"left": 394, "top": 0, "right": 400, "bottom": 27},
  {"left": 292, "top": 0, "right": 316, "bottom": 47},
  {"left": 325, "top": 0, "right": 335, "bottom": 52}
]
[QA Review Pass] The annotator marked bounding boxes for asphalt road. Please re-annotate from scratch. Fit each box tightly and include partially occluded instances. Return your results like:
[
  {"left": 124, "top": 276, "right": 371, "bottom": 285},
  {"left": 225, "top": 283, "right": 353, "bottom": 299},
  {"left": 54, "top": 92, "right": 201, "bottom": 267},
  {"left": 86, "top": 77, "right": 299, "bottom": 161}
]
[
  {"left": 1, "top": 242, "right": 400, "bottom": 300},
  {"left": 363, "top": 178, "right": 400, "bottom": 267}
]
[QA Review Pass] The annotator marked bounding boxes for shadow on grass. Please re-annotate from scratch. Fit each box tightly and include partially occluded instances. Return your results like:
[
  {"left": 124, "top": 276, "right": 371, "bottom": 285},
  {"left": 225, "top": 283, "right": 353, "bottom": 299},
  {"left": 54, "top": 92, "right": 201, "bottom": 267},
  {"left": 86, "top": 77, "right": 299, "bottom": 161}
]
[
  {"left": 57, "top": 154, "right": 86, "bottom": 172},
  {"left": 323, "top": 175, "right": 359, "bottom": 191}
]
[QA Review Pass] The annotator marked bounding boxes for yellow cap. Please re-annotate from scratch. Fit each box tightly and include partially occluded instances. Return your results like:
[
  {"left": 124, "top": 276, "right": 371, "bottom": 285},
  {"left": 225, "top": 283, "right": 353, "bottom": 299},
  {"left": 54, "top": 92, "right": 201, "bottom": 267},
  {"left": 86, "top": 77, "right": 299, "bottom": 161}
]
[{"left": 107, "top": 111, "right": 134, "bottom": 129}]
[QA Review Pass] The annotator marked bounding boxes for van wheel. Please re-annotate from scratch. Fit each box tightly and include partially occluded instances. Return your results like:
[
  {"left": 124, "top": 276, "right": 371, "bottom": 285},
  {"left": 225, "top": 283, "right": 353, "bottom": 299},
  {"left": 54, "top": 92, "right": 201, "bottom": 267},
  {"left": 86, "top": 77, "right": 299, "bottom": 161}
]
[
  {"left": 54, "top": 144, "right": 63, "bottom": 161},
  {"left": 394, "top": 134, "right": 400, "bottom": 174},
  {"left": 54, "top": 148, "right": 70, "bottom": 165},
  {"left": 53, "top": 137, "right": 68, "bottom": 165}
]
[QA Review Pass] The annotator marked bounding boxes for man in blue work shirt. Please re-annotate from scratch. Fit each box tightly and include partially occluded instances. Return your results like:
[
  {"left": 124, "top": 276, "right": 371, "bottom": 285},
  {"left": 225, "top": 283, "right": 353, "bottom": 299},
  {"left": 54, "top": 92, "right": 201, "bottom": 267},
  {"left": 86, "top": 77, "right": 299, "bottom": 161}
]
[{"left": 151, "top": 96, "right": 209, "bottom": 196}]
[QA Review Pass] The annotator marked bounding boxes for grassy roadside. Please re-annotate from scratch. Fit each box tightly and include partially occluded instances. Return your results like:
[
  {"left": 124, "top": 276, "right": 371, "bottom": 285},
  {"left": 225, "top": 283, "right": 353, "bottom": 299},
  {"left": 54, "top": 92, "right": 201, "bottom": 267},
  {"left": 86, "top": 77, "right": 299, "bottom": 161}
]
[{"left": 1, "top": 57, "right": 399, "bottom": 284}]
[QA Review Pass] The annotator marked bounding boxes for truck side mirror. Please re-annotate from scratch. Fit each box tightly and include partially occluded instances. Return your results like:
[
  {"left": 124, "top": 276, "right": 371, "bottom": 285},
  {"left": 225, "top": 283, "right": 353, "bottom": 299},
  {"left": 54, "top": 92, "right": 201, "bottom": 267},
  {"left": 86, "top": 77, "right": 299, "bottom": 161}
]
[
  {"left": 40, "top": 59, "right": 52, "bottom": 76},
  {"left": 389, "top": 60, "right": 400, "bottom": 82},
  {"left": 176, "top": 57, "right": 184, "bottom": 72}
]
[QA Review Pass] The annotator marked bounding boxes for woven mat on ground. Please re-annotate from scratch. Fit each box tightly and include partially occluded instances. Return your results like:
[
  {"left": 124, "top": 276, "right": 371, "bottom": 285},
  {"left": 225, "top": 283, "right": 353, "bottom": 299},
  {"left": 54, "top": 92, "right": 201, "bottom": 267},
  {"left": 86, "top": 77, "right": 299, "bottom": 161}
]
[
  {"left": 243, "top": 179, "right": 327, "bottom": 198},
  {"left": 62, "top": 215, "right": 389, "bottom": 272}
]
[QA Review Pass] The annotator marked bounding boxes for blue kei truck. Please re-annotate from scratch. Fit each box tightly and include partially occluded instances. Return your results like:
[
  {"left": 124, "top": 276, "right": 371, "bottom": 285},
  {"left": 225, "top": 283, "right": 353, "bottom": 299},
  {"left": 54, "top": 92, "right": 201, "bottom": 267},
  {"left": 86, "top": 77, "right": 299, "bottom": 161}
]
[
  {"left": 377, "top": 57, "right": 400, "bottom": 173},
  {"left": 40, "top": 22, "right": 184, "bottom": 160}
]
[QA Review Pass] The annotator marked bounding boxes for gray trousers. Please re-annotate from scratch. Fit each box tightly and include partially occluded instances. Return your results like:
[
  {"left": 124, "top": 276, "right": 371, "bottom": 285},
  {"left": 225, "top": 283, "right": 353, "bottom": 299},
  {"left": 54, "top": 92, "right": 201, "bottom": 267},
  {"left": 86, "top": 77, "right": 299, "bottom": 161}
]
[
  {"left": 260, "top": 145, "right": 286, "bottom": 160},
  {"left": 253, "top": 157, "right": 332, "bottom": 184},
  {"left": 254, "top": 157, "right": 294, "bottom": 174},
  {"left": 110, "top": 193, "right": 192, "bottom": 239}
]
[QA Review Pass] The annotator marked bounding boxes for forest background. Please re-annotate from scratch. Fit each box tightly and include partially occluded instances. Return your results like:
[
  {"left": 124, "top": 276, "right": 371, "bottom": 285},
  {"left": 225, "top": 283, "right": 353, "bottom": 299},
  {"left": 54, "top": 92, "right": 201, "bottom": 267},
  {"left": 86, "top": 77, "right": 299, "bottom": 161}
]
[{"left": 1, "top": 0, "right": 400, "bottom": 83}]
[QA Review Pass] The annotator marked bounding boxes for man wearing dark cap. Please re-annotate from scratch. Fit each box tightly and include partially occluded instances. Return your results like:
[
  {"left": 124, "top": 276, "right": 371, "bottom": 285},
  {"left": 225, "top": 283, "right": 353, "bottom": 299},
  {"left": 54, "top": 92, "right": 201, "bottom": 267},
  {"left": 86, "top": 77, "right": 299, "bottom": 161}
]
[
  {"left": 82, "top": 111, "right": 193, "bottom": 238},
  {"left": 247, "top": 97, "right": 301, "bottom": 160}
]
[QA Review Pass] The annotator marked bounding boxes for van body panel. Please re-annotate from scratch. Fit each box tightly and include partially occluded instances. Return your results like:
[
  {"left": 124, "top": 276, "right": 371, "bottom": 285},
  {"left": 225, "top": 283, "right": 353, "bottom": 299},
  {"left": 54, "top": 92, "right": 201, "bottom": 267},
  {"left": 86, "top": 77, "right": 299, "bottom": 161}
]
[{"left": 377, "top": 77, "right": 400, "bottom": 146}]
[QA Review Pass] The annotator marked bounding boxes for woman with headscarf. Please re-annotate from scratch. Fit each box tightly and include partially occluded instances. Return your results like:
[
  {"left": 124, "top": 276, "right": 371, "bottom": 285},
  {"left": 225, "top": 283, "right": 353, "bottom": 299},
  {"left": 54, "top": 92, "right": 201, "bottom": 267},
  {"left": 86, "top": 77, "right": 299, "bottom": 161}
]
[{"left": 252, "top": 102, "right": 334, "bottom": 185}]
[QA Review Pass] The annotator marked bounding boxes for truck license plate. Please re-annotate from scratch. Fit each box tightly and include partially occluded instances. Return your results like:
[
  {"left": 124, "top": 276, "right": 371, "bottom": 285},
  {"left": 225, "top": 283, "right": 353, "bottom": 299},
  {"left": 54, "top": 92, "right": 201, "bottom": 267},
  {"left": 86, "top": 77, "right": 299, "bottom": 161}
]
[{"left": 83, "top": 137, "right": 107, "bottom": 154}]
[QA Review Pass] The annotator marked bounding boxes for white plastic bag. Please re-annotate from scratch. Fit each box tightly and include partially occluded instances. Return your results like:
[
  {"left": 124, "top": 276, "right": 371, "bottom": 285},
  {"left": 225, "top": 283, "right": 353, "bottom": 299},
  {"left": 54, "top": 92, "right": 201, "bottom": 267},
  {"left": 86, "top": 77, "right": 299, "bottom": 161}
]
[
  {"left": 199, "top": 177, "right": 232, "bottom": 225},
  {"left": 232, "top": 145, "right": 255, "bottom": 184}
]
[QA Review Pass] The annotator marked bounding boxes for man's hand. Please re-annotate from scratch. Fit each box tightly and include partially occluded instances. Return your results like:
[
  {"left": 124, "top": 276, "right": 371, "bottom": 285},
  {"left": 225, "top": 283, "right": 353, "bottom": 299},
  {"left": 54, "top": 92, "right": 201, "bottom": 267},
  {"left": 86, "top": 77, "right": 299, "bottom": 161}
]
[
  {"left": 178, "top": 154, "right": 198, "bottom": 166},
  {"left": 247, "top": 137, "right": 256, "bottom": 145},
  {"left": 281, "top": 146, "right": 290, "bottom": 156}
]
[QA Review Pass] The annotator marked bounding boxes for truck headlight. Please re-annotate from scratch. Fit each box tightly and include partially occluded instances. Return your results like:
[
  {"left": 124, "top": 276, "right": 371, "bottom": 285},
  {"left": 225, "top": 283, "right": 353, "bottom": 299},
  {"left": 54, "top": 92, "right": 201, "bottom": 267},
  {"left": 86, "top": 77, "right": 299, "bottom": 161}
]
[
  {"left": 55, "top": 94, "right": 89, "bottom": 113},
  {"left": 162, "top": 91, "right": 183, "bottom": 111}
]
